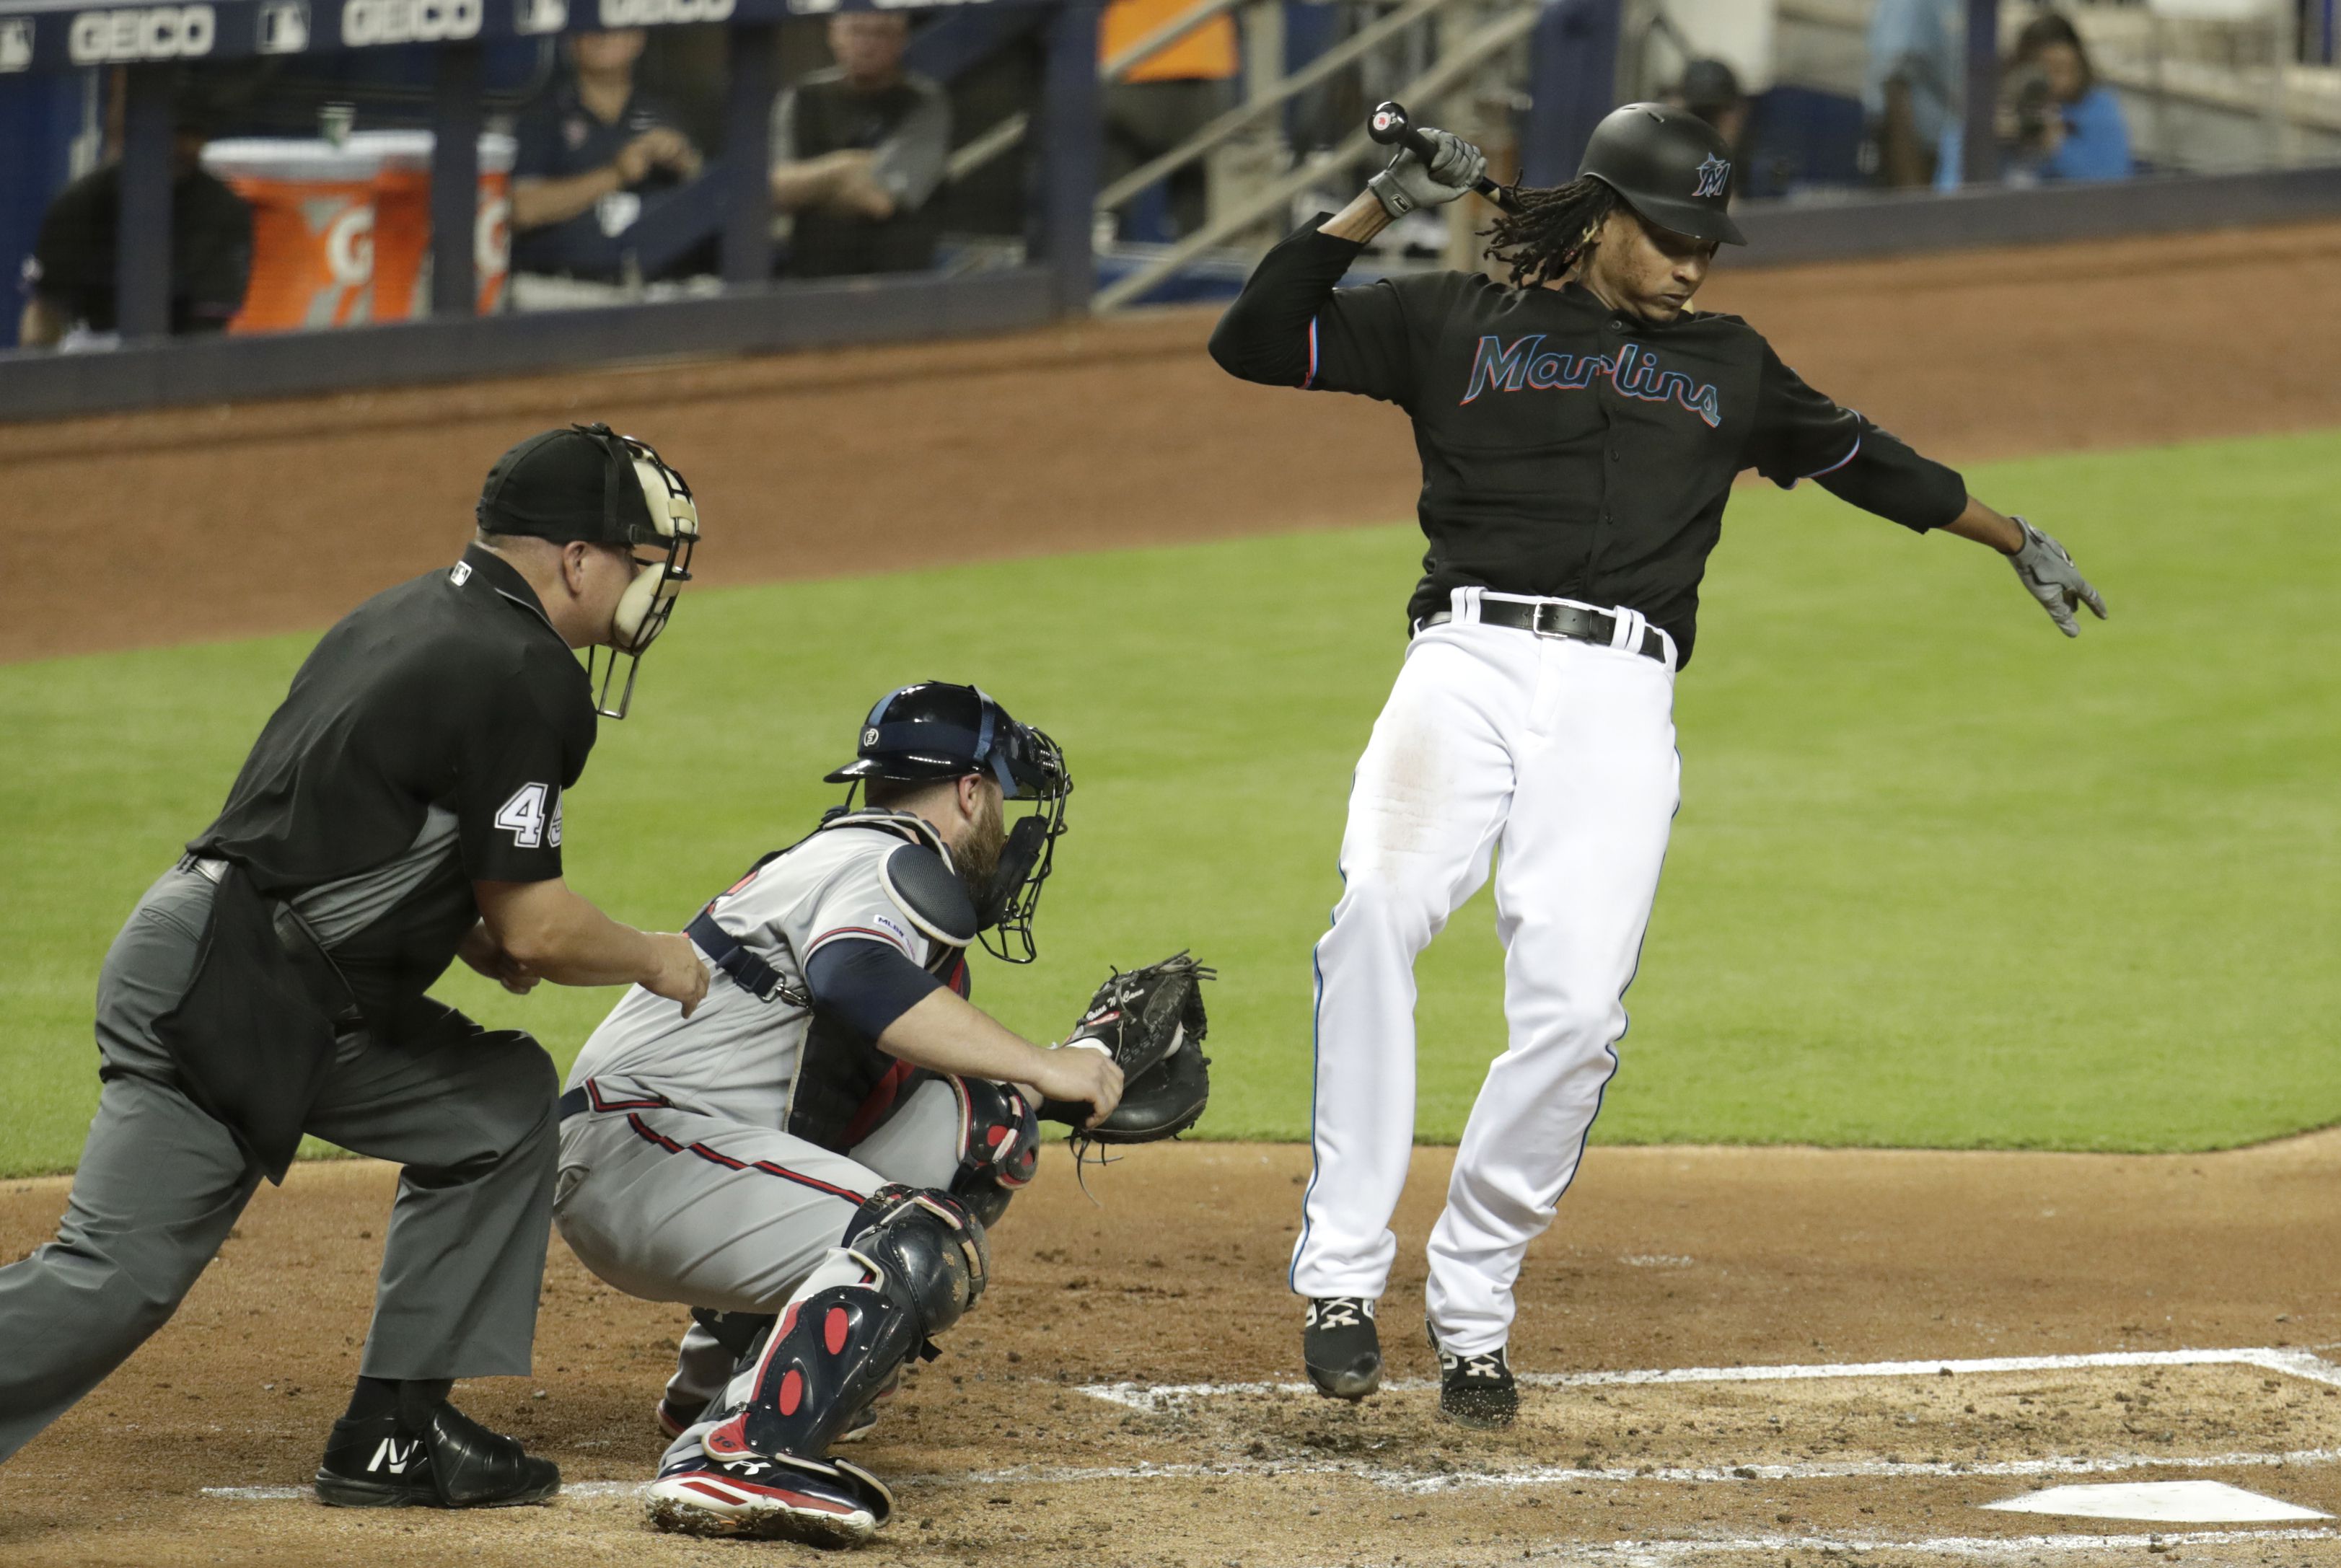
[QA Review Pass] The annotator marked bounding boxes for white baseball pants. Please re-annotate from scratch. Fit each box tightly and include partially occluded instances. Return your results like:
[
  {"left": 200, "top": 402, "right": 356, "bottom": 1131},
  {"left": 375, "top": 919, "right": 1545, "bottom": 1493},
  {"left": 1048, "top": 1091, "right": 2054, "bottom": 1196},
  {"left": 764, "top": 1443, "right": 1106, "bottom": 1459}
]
[{"left": 1290, "top": 589, "right": 1681, "bottom": 1357}]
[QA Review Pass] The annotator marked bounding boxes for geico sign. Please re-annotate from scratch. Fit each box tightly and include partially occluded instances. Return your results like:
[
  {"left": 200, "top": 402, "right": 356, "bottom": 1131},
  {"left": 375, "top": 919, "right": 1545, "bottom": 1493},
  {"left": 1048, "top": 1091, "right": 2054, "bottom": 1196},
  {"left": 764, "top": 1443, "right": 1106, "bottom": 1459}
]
[
  {"left": 69, "top": 5, "right": 214, "bottom": 63},
  {"left": 599, "top": 0, "right": 729, "bottom": 25},
  {"left": 341, "top": 0, "right": 479, "bottom": 45}
]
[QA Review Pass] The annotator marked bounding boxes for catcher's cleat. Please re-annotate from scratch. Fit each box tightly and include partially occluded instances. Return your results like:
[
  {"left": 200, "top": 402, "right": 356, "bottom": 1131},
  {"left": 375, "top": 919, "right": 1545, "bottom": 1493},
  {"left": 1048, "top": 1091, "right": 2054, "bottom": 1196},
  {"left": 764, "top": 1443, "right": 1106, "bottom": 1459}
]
[
  {"left": 1302, "top": 1296, "right": 1382, "bottom": 1400},
  {"left": 1427, "top": 1321, "right": 1517, "bottom": 1430},
  {"left": 644, "top": 1448, "right": 893, "bottom": 1545},
  {"left": 314, "top": 1401, "right": 561, "bottom": 1507}
]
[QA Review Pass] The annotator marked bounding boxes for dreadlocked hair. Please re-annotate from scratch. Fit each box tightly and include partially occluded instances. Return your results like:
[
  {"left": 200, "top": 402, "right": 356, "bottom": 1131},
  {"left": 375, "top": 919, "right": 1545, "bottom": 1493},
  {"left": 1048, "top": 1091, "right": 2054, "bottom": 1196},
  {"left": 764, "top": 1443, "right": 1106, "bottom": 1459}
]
[{"left": 1484, "top": 176, "right": 1622, "bottom": 289}]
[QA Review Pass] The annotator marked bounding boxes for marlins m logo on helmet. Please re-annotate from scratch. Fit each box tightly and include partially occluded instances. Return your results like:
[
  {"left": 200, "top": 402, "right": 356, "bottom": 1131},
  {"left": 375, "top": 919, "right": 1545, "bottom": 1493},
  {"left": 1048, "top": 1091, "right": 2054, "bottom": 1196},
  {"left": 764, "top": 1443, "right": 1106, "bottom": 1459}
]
[{"left": 1692, "top": 153, "right": 1731, "bottom": 198}]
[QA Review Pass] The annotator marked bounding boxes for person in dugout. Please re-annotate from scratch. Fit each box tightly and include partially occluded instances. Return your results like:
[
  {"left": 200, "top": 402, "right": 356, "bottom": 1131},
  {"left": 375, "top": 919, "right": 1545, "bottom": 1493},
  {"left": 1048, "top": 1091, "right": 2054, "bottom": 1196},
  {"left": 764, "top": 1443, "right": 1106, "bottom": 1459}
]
[
  {"left": 509, "top": 29, "right": 710, "bottom": 294},
  {"left": 768, "top": 11, "right": 951, "bottom": 279}
]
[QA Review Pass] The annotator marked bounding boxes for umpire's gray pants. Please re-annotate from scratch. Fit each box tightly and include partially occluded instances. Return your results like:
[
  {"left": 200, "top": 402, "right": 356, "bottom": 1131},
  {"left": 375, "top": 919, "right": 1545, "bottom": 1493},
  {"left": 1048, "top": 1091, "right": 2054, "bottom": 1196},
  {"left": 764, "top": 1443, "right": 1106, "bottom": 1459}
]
[{"left": 0, "top": 866, "right": 560, "bottom": 1465}]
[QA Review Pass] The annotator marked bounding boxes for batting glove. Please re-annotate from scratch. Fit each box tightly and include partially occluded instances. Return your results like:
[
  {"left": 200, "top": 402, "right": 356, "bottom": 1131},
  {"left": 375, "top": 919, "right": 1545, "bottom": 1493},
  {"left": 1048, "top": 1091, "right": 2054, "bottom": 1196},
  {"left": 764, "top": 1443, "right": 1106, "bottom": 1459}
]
[
  {"left": 1369, "top": 129, "right": 1487, "bottom": 219},
  {"left": 2008, "top": 516, "right": 2108, "bottom": 638}
]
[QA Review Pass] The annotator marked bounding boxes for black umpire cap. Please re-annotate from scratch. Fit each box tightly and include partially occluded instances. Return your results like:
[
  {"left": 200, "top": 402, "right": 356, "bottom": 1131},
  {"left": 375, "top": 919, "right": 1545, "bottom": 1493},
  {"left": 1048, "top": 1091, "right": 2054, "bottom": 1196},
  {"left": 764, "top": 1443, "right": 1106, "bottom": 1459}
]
[{"left": 476, "top": 425, "right": 653, "bottom": 544}]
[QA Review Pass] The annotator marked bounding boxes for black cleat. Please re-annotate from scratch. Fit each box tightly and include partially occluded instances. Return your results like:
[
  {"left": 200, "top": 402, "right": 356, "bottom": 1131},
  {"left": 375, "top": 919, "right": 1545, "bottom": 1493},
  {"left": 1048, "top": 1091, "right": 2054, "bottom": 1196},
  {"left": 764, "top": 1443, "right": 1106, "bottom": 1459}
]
[
  {"left": 1428, "top": 1322, "right": 1517, "bottom": 1429},
  {"left": 1302, "top": 1296, "right": 1382, "bottom": 1400},
  {"left": 315, "top": 1401, "right": 562, "bottom": 1508}
]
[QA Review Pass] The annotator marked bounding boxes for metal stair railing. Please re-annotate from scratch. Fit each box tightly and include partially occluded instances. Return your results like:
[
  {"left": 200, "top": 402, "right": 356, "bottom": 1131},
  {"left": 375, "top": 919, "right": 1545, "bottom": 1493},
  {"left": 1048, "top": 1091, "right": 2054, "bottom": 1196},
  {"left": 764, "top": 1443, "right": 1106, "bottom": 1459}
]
[
  {"left": 1102, "top": 0, "right": 1251, "bottom": 80},
  {"left": 1092, "top": 0, "right": 1542, "bottom": 313},
  {"left": 945, "top": 0, "right": 1249, "bottom": 188},
  {"left": 1095, "top": 0, "right": 1449, "bottom": 211}
]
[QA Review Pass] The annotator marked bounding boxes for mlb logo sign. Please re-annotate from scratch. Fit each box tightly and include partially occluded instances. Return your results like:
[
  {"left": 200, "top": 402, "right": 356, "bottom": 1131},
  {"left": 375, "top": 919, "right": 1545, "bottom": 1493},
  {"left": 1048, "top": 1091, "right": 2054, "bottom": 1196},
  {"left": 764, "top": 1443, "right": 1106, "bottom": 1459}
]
[
  {"left": 0, "top": 18, "right": 31, "bottom": 70},
  {"left": 256, "top": 0, "right": 308, "bottom": 53}
]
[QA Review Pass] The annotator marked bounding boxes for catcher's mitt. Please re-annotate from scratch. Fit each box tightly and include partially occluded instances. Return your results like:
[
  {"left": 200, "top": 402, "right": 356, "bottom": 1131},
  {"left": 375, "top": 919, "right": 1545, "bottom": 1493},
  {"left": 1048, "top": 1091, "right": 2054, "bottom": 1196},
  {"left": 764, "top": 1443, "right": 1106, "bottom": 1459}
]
[{"left": 1040, "top": 952, "right": 1212, "bottom": 1144}]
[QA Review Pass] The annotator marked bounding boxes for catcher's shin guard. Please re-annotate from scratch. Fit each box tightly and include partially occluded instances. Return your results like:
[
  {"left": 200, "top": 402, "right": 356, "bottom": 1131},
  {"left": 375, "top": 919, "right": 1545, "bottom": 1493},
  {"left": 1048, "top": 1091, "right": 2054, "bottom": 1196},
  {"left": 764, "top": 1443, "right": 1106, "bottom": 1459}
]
[
  {"left": 946, "top": 1077, "right": 1040, "bottom": 1228},
  {"left": 705, "top": 1186, "right": 987, "bottom": 1466}
]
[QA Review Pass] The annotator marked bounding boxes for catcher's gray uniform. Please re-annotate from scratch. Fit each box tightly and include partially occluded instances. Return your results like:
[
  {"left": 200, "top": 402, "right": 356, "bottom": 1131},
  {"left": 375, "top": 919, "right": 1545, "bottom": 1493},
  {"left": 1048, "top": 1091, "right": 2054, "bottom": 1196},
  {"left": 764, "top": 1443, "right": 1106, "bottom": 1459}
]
[{"left": 554, "top": 811, "right": 1030, "bottom": 1424}]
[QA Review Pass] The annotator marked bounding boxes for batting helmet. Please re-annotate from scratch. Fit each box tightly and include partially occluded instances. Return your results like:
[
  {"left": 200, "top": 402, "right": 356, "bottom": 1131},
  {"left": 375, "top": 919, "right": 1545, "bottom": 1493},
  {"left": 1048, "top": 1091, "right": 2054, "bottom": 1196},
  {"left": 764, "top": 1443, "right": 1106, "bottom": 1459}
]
[{"left": 1577, "top": 102, "right": 1746, "bottom": 247}]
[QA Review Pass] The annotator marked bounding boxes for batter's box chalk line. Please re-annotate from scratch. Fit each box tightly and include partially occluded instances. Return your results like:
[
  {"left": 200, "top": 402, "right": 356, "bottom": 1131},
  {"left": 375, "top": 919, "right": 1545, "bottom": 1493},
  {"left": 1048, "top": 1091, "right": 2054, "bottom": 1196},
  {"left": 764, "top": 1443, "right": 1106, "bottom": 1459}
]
[
  {"left": 1079, "top": 1344, "right": 2341, "bottom": 1411},
  {"left": 198, "top": 1347, "right": 2341, "bottom": 1508},
  {"left": 1560, "top": 1527, "right": 2341, "bottom": 1564}
]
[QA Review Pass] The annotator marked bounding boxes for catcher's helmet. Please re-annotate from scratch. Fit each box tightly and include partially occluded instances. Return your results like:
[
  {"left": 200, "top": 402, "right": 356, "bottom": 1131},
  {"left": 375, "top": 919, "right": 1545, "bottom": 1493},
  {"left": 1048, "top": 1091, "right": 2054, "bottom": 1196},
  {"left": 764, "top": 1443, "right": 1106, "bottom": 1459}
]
[
  {"left": 1578, "top": 102, "right": 1746, "bottom": 247},
  {"left": 825, "top": 682, "right": 1063, "bottom": 802},
  {"left": 825, "top": 682, "right": 1071, "bottom": 964}
]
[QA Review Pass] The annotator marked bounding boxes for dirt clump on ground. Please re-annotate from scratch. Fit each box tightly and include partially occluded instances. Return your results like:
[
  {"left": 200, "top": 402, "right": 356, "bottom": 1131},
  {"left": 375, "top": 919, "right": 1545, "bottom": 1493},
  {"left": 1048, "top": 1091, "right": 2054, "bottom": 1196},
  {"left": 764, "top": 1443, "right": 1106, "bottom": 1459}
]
[
  {"left": 4, "top": 1137, "right": 2341, "bottom": 1567},
  {"left": 7, "top": 221, "right": 2341, "bottom": 664}
]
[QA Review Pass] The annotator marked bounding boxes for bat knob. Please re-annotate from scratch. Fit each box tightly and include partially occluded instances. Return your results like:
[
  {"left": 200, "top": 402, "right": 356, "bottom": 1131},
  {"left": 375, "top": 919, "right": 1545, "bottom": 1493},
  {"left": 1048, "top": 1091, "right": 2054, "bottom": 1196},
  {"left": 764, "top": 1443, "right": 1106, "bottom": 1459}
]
[{"left": 1368, "top": 100, "right": 1410, "bottom": 146}]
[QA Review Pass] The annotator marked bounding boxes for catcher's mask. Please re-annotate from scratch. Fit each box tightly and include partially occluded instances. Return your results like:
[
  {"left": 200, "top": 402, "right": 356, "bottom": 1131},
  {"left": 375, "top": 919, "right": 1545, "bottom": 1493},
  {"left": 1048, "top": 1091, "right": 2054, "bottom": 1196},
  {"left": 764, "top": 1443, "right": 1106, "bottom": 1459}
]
[
  {"left": 824, "top": 681, "right": 1071, "bottom": 964},
  {"left": 475, "top": 421, "right": 700, "bottom": 720}
]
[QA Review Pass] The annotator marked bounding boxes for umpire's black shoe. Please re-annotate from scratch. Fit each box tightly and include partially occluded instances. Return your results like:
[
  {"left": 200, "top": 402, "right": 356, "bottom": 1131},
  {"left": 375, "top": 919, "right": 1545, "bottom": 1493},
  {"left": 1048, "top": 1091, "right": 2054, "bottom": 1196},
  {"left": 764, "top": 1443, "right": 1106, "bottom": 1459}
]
[
  {"left": 1302, "top": 1296, "right": 1382, "bottom": 1400},
  {"left": 315, "top": 1401, "right": 562, "bottom": 1507},
  {"left": 1428, "top": 1323, "right": 1517, "bottom": 1430}
]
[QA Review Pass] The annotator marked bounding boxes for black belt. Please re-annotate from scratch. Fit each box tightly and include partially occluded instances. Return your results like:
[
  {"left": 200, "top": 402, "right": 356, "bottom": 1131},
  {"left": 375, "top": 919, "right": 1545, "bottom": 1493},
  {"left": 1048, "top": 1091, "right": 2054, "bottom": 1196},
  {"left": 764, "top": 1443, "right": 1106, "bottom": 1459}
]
[{"left": 1419, "top": 602, "right": 1669, "bottom": 663}]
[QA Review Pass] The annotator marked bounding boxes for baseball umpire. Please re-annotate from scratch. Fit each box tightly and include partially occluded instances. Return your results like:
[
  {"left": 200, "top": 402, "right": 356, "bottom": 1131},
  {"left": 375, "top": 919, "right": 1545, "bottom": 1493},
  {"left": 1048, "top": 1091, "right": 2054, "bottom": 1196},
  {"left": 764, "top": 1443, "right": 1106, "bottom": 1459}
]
[
  {"left": 552, "top": 680, "right": 1211, "bottom": 1544},
  {"left": 0, "top": 424, "right": 710, "bottom": 1506},
  {"left": 1209, "top": 105, "right": 2106, "bottom": 1427}
]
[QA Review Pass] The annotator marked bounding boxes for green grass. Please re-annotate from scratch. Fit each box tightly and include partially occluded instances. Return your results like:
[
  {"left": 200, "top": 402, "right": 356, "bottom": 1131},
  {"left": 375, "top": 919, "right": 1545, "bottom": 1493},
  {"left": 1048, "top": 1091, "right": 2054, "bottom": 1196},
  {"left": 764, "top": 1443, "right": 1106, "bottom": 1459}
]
[{"left": 3, "top": 430, "right": 2336, "bottom": 1174}]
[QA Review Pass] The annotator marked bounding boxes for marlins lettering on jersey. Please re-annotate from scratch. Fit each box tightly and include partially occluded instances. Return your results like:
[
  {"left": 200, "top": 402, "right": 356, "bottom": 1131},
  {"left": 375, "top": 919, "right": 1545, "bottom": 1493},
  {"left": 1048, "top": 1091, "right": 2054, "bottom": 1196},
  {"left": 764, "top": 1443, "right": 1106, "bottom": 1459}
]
[{"left": 1461, "top": 335, "right": 1722, "bottom": 428}]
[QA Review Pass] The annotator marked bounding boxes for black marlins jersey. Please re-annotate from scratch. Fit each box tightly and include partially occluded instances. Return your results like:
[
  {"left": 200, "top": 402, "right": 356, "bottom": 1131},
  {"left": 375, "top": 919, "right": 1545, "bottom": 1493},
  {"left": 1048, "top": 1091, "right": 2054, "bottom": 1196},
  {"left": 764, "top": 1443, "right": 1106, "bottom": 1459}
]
[{"left": 1210, "top": 220, "right": 1969, "bottom": 664}]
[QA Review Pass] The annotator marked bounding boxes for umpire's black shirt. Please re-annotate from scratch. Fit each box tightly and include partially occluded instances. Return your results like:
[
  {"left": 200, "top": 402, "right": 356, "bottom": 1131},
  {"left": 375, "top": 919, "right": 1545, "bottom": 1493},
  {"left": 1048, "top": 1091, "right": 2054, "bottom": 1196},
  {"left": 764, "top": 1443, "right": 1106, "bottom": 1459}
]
[
  {"left": 190, "top": 544, "right": 595, "bottom": 1029},
  {"left": 1209, "top": 219, "right": 1969, "bottom": 666}
]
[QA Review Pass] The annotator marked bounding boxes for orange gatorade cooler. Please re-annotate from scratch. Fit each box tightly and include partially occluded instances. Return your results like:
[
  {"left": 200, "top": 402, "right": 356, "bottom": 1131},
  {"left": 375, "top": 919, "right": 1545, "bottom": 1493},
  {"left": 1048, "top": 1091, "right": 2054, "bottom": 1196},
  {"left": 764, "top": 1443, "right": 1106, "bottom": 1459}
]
[
  {"left": 198, "top": 139, "right": 385, "bottom": 332},
  {"left": 352, "top": 131, "right": 518, "bottom": 320},
  {"left": 356, "top": 131, "right": 431, "bottom": 320}
]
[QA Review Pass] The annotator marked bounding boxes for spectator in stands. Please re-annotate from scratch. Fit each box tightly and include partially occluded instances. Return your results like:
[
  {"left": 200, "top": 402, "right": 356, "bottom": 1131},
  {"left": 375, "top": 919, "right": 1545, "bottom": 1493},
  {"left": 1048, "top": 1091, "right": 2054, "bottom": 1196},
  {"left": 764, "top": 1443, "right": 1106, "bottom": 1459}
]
[
  {"left": 1099, "top": 0, "right": 1239, "bottom": 239},
  {"left": 16, "top": 94, "right": 250, "bottom": 348},
  {"left": 1863, "top": 0, "right": 1962, "bottom": 188},
  {"left": 1667, "top": 58, "right": 1749, "bottom": 163},
  {"left": 769, "top": 13, "right": 950, "bottom": 279},
  {"left": 509, "top": 29, "right": 707, "bottom": 297},
  {"left": 2003, "top": 12, "right": 2132, "bottom": 183}
]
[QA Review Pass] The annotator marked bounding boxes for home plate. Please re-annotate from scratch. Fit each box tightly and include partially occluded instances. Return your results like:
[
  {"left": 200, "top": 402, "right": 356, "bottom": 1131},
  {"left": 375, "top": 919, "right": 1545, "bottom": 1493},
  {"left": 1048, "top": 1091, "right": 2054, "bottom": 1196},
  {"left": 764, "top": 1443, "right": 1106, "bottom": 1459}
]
[{"left": 1984, "top": 1480, "right": 2331, "bottom": 1523}]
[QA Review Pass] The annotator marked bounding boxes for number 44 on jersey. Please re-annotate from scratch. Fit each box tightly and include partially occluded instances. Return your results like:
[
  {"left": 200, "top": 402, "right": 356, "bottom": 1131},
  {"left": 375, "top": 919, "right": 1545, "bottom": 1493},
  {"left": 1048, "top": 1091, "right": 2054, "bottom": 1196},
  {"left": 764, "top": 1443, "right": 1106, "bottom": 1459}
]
[{"left": 495, "top": 783, "right": 563, "bottom": 849}]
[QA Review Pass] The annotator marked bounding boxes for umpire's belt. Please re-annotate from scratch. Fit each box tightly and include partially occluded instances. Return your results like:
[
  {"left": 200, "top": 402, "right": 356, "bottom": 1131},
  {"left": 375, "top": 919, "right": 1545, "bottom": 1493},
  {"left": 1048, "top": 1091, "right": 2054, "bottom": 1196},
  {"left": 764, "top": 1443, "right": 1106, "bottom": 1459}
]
[{"left": 1418, "top": 600, "right": 1669, "bottom": 664}]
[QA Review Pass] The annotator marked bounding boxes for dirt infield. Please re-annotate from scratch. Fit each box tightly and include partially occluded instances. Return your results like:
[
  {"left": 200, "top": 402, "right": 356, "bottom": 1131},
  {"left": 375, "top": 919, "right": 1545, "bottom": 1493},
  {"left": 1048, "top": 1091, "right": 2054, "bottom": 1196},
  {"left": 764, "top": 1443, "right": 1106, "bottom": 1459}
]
[
  {"left": 9, "top": 220, "right": 2341, "bottom": 663},
  {"left": 5, "top": 1137, "right": 2341, "bottom": 1566}
]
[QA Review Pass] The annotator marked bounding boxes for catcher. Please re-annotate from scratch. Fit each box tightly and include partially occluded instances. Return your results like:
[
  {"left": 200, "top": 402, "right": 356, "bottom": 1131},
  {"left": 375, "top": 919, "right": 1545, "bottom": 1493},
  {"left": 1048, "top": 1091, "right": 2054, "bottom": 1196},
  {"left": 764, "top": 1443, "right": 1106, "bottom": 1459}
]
[{"left": 550, "top": 680, "right": 1211, "bottom": 1544}]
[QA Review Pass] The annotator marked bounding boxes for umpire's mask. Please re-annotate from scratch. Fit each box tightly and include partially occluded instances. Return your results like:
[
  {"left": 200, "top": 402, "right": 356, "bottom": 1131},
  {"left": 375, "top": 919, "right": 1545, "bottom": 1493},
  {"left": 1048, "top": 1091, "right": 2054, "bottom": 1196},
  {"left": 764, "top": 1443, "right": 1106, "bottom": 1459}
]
[{"left": 477, "top": 422, "right": 701, "bottom": 719}]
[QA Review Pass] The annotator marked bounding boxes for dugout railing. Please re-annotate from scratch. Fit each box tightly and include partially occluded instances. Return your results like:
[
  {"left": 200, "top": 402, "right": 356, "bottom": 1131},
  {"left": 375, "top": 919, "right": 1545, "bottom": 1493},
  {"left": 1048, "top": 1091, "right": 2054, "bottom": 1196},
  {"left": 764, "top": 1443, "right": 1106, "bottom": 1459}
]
[
  {"left": 0, "top": 0, "right": 1106, "bottom": 420},
  {"left": 12, "top": 0, "right": 2341, "bottom": 418}
]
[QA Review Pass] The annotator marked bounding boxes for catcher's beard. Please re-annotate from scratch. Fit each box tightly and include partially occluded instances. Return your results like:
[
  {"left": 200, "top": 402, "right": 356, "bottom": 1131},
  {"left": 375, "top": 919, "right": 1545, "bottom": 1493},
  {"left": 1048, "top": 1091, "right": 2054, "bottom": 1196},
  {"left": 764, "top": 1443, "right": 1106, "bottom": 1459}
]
[{"left": 955, "top": 789, "right": 1006, "bottom": 897}]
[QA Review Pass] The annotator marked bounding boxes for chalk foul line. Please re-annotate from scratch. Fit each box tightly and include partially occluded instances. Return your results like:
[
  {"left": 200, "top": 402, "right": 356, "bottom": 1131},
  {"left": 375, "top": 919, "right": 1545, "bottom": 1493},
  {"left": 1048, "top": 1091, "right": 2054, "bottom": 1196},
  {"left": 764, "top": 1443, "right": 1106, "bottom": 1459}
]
[
  {"left": 201, "top": 1443, "right": 2341, "bottom": 1504},
  {"left": 1078, "top": 1345, "right": 2341, "bottom": 1411},
  {"left": 1562, "top": 1527, "right": 2341, "bottom": 1563}
]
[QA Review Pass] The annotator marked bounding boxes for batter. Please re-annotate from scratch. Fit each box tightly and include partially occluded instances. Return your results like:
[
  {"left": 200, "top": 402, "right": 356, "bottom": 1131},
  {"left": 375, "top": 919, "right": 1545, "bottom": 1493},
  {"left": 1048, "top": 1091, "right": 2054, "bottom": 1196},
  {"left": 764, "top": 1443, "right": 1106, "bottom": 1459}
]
[{"left": 1209, "top": 104, "right": 2106, "bottom": 1427}]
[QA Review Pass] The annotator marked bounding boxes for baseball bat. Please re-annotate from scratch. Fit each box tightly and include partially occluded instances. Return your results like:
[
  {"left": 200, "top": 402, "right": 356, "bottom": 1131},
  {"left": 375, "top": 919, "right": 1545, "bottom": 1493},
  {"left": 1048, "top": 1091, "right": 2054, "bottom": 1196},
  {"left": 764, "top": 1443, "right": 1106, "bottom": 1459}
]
[{"left": 1367, "top": 100, "right": 1520, "bottom": 212}]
